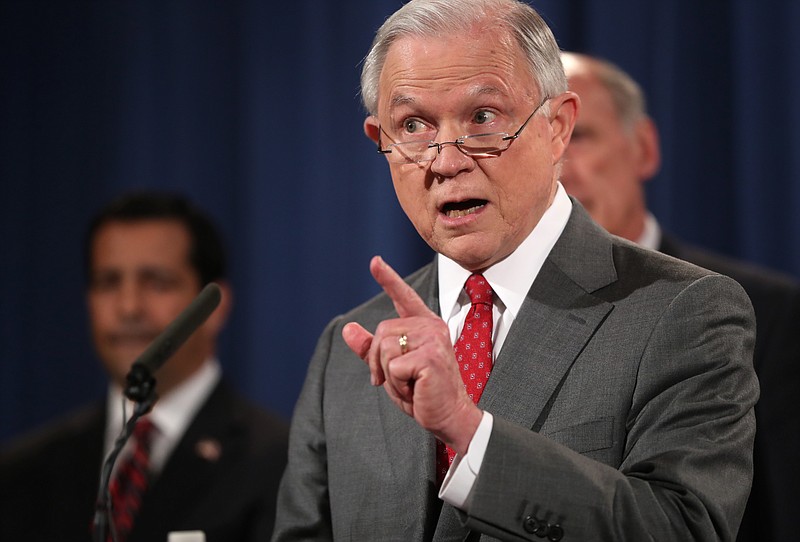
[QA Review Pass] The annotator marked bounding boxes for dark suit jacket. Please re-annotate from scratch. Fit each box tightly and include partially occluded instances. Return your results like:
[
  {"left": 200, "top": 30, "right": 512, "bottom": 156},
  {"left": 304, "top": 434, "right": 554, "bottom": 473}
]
[
  {"left": 273, "top": 204, "right": 759, "bottom": 541},
  {"left": 0, "top": 379, "right": 289, "bottom": 542},
  {"left": 660, "top": 234, "right": 800, "bottom": 542}
]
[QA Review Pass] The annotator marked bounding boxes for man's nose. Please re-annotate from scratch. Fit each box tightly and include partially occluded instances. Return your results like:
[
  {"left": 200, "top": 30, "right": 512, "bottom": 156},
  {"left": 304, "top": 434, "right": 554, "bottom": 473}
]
[
  {"left": 117, "top": 281, "right": 144, "bottom": 317},
  {"left": 430, "top": 139, "right": 474, "bottom": 178}
]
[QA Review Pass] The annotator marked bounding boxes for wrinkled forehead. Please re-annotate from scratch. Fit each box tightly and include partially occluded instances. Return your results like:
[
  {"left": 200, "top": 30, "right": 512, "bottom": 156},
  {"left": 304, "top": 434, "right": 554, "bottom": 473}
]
[{"left": 378, "top": 31, "right": 537, "bottom": 112}]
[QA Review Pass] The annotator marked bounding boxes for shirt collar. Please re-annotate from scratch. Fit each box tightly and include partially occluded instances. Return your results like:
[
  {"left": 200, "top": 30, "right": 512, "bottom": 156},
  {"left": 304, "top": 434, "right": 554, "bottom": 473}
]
[
  {"left": 637, "top": 212, "right": 661, "bottom": 251},
  {"left": 106, "top": 357, "right": 221, "bottom": 450},
  {"left": 438, "top": 182, "right": 572, "bottom": 320}
]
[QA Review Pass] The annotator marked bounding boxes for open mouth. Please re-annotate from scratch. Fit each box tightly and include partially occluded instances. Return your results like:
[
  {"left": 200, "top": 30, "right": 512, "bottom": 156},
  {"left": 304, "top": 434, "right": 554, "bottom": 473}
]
[{"left": 441, "top": 199, "right": 487, "bottom": 218}]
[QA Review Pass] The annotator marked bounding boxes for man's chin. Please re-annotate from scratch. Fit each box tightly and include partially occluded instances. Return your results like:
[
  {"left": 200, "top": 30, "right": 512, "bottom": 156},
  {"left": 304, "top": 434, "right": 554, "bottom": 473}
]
[{"left": 99, "top": 348, "right": 147, "bottom": 380}]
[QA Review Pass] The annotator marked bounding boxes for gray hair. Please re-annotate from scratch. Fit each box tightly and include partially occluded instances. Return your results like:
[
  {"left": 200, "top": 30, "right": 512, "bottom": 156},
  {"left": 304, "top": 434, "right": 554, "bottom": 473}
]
[
  {"left": 360, "top": 0, "right": 567, "bottom": 116},
  {"left": 575, "top": 54, "right": 648, "bottom": 130}
]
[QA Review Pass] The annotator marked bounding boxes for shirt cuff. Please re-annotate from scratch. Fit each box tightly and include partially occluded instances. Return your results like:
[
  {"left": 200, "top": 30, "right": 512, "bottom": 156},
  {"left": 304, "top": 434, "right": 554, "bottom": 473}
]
[{"left": 438, "top": 411, "right": 494, "bottom": 510}]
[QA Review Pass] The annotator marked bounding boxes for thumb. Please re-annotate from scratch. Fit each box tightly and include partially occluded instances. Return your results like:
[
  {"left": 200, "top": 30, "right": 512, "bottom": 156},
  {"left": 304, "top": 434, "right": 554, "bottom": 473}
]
[
  {"left": 343, "top": 322, "right": 384, "bottom": 386},
  {"left": 342, "top": 322, "right": 373, "bottom": 360}
]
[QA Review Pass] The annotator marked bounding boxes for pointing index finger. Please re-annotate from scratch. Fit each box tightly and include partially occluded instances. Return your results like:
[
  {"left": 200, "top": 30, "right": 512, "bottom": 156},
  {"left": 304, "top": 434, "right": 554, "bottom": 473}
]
[{"left": 370, "top": 256, "right": 434, "bottom": 318}]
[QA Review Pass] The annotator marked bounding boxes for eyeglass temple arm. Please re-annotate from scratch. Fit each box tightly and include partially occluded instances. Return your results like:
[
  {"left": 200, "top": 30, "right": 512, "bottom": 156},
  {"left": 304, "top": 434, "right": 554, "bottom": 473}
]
[
  {"left": 503, "top": 98, "right": 547, "bottom": 141},
  {"left": 376, "top": 129, "right": 393, "bottom": 154}
]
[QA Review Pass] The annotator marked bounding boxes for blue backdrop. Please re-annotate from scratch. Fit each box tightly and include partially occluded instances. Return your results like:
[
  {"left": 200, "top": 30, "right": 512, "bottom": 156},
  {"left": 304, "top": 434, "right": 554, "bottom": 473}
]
[{"left": 2, "top": 0, "right": 798, "bottom": 442}]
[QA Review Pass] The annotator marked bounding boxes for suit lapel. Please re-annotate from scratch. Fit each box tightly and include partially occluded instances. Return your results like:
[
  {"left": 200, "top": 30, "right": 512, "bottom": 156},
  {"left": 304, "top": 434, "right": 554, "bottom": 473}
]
[
  {"left": 479, "top": 258, "right": 613, "bottom": 431},
  {"left": 376, "top": 263, "right": 444, "bottom": 539},
  {"left": 410, "top": 261, "right": 476, "bottom": 542},
  {"left": 379, "top": 261, "right": 439, "bottom": 484},
  {"left": 377, "top": 387, "right": 442, "bottom": 536},
  {"left": 433, "top": 202, "right": 617, "bottom": 542},
  {"left": 480, "top": 202, "right": 616, "bottom": 432},
  {"left": 131, "top": 382, "right": 234, "bottom": 541}
]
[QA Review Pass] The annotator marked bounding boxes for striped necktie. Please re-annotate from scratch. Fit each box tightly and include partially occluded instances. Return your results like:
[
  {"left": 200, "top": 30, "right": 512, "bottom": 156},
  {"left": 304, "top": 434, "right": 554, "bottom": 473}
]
[{"left": 109, "top": 418, "right": 155, "bottom": 541}]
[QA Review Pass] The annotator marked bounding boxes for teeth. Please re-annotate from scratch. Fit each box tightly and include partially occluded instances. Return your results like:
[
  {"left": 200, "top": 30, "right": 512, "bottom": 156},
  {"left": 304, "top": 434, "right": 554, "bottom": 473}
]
[{"left": 445, "top": 204, "right": 483, "bottom": 218}]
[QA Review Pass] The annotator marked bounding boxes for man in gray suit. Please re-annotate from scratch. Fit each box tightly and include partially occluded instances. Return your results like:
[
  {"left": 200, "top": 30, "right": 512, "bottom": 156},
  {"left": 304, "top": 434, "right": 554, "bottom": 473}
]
[{"left": 273, "top": 1, "right": 758, "bottom": 540}]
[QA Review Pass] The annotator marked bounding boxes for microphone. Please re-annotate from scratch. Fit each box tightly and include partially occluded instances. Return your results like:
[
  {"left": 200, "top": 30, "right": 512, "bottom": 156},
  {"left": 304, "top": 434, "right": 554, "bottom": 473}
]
[
  {"left": 124, "top": 282, "right": 222, "bottom": 403},
  {"left": 95, "top": 283, "right": 221, "bottom": 541}
]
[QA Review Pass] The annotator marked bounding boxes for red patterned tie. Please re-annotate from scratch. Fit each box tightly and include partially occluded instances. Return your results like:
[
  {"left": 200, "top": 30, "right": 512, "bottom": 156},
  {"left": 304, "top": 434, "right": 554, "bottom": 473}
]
[
  {"left": 437, "top": 274, "right": 494, "bottom": 484},
  {"left": 109, "top": 418, "right": 155, "bottom": 541}
]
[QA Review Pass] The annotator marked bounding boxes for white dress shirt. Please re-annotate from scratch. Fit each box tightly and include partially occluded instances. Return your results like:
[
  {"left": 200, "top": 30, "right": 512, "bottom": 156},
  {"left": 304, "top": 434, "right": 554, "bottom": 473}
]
[
  {"left": 438, "top": 183, "right": 572, "bottom": 508},
  {"left": 104, "top": 358, "right": 221, "bottom": 479},
  {"left": 637, "top": 212, "right": 662, "bottom": 251}
]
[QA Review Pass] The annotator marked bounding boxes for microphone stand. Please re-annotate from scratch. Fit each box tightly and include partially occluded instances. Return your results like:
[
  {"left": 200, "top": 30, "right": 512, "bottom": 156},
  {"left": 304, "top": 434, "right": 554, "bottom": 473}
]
[{"left": 92, "top": 371, "right": 158, "bottom": 542}]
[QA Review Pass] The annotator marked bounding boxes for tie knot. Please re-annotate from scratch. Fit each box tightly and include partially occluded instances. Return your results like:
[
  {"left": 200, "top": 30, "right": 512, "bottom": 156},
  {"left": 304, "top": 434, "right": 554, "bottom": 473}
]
[{"left": 465, "top": 274, "right": 493, "bottom": 306}]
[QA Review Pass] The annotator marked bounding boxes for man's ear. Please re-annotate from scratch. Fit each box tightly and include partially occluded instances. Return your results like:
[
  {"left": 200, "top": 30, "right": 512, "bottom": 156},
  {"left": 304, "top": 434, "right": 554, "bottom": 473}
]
[
  {"left": 549, "top": 91, "right": 580, "bottom": 164},
  {"left": 634, "top": 117, "right": 661, "bottom": 181},
  {"left": 364, "top": 116, "right": 381, "bottom": 144}
]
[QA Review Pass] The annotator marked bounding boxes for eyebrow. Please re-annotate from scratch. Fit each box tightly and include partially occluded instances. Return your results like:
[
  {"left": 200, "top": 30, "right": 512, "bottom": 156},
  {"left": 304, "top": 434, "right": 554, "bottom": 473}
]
[
  {"left": 468, "top": 85, "right": 506, "bottom": 97},
  {"left": 388, "top": 84, "right": 507, "bottom": 109},
  {"left": 389, "top": 95, "right": 417, "bottom": 108}
]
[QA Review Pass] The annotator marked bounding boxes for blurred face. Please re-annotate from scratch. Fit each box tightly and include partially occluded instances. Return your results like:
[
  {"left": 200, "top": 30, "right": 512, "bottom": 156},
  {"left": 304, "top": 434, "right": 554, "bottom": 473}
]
[
  {"left": 560, "top": 62, "right": 657, "bottom": 241},
  {"left": 87, "top": 219, "right": 220, "bottom": 394},
  {"left": 364, "top": 27, "right": 577, "bottom": 271}
]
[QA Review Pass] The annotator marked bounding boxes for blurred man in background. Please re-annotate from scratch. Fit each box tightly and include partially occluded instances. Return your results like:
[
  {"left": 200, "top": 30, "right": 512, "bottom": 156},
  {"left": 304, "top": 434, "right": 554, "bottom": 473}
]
[
  {"left": 560, "top": 51, "right": 800, "bottom": 542},
  {"left": 1, "top": 192, "right": 289, "bottom": 542}
]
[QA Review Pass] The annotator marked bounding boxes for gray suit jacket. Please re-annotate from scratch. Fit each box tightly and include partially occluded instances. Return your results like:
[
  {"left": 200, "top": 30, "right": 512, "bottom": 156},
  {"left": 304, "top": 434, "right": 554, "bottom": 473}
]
[
  {"left": 273, "top": 203, "right": 758, "bottom": 541},
  {"left": 658, "top": 234, "right": 800, "bottom": 542}
]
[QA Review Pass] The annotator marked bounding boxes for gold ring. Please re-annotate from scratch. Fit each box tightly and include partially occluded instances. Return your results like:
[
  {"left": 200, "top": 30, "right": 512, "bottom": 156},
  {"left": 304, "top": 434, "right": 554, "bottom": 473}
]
[{"left": 398, "top": 334, "right": 409, "bottom": 355}]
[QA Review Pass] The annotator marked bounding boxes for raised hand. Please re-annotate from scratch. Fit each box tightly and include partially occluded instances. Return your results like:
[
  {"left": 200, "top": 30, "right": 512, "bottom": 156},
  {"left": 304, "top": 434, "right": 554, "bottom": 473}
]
[{"left": 342, "top": 256, "right": 482, "bottom": 455}]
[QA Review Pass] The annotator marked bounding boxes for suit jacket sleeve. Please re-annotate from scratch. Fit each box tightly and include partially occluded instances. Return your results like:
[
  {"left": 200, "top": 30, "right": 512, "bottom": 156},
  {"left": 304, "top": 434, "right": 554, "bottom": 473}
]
[
  {"left": 272, "top": 318, "right": 338, "bottom": 542},
  {"left": 462, "top": 273, "right": 758, "bottom": 541}
]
